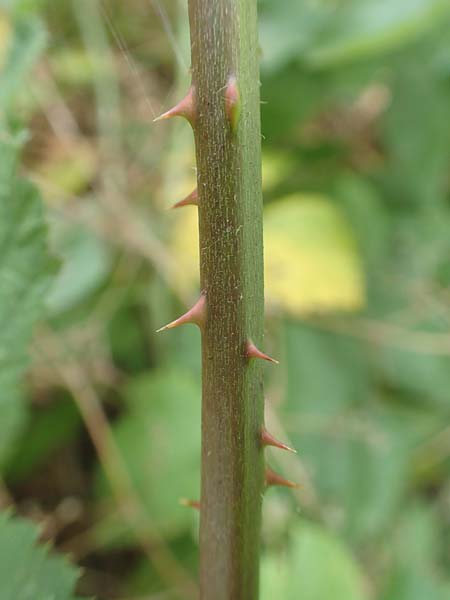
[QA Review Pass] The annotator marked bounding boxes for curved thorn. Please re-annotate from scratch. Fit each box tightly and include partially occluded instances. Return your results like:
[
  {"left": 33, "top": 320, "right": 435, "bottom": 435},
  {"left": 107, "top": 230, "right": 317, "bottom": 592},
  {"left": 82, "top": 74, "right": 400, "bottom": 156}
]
[
  {"left": 224, "top": 75, "right": 240, "bottom": 133},
  {"left": 261, "top": 427, "right": 296, "bottom": 453},
  {"left": 153, "top": 86, "right": 196, "bottom": 125},
  {"left": 265, "top": 467, "right": 299, "bottom": 489},
  {"left": 179, "top": 498, "right": 200, "bottom": 511},
  {"left": 171, "top": 187, "right": 198, "bottom": 210},
  {"left": 157, "top": 293, "right": 206, "bottom": 332},
  {"left": 245, "top": 340, "right": 279, "bottom": 364}
]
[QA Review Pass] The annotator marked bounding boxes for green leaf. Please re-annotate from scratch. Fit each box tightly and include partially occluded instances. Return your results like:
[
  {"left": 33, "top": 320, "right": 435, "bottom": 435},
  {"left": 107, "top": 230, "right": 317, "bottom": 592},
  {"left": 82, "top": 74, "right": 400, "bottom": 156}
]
[
  {"left": 46, "top": 223, "right": 112, "bottom": 315},
  {"left": 382, "top": 569, "right": 448, "bottom": 600},
  {"left": 307, "top": 0, "right": 450, "bottom": 68},
  {"left": 281, "top": 321, "right": 442, "bottom": 541},
  {"left": 0, "top": 511, "right": 81, "bottom": 599},
  {"left": 0, "top": 9, "right": 13, "bottom": 69},
  {"left": 0, "top": 135, "right": 55, "bottom": 466},
  {"left": 380, "top": 504, "right": 449, "bottom": 600},
  {"left": 261, "top": 521, "right": 368, "bottom": 600},
  {"left": 260, "top": 0, "right": 450, "bottom": 70},
  {"left": 94, "top": 369, "right": 201, "bottom": 544},
  {"left": 381, "top": 57, "right": 450, "bottom": 208},
  {"left": 0, "top": 14, "right": 46, "bottom": 110},
  {"left": 4, "top": 399, "right": 81, "bottom": 484}
]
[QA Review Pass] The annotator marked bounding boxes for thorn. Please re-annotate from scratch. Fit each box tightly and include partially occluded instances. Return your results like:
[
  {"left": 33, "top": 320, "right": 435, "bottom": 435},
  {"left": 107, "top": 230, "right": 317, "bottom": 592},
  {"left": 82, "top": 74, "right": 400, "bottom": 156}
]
[
  {"left": 265, "top": 467, "right": 299, "bottom": 489},
  {"left": 171, "top": 187, "right": 198, "bottom": 209},
  {"left": 245, "top": 340, "right": 279, "bottom": 364},
  {"left": 261, "top": 427, "right": 296, "bottom": 453},
  {"left": 156, "top": 293, "right": 206, "bottom": 332},
  {"left": 224, "top": 75, "right": 240, "bottom": 133},
  {"left": 179, "top": 498, "right": 200, "bottom": 511},
  {"left": 153, "top": 86, "right": 196, "bottom": 125}
]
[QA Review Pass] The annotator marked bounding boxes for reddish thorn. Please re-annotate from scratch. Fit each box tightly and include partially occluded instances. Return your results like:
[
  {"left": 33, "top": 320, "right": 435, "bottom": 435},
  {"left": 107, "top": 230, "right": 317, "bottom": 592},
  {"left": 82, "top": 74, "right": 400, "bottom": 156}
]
[
  {"left": 265, "top": 467, "right": 299, "bottom": 489},
  {"left": 261, "top": 427, "right": 296, "bottom": 453},
  {"left": 157, "top": 293, "right": 206, "bottom": 333},
  {"left": 171, "top": 188, "right": 198, "bottom": 209},
  {"left": 245, "top": 340, "right": 279, "bottom": 364},
  {"left": 224, "top": 75, "right": 240, "bottom": 132},
  {"left": 153, "top": 86, "right": 196, "bottom": 125},
  {"left": 179, "top": 498, "right": 200, "bottom": 511}
]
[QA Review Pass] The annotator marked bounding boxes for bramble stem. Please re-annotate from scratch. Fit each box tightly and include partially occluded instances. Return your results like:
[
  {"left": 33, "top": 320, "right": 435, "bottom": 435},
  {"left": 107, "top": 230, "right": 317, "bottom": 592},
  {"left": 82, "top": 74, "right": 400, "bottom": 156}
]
[{"left": 187, "top": 1, "right": 264, "bottom": 598}]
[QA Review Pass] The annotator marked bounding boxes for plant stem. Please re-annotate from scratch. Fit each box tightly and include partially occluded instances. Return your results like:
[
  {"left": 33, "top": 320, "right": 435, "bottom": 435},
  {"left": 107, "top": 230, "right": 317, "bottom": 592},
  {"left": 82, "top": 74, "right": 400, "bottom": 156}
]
[{"left": 187, "top": 1, "right": 264, "bottom": 598}]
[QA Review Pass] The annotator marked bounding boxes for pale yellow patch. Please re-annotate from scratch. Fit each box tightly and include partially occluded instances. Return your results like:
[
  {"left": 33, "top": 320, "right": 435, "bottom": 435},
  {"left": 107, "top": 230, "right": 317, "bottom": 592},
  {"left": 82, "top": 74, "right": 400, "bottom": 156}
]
[
  {"left": 0, "top": 11, "right": 12, "bottom": 71},
  {"left": 35, "top": 140, "right": 98, "bottom": 202},
  {"left": 167, "top": 192, "right": 365, "bottom": 316},
  {"left": 169, "top": 207, "right": 200, "bottom": 298},
  {"left": 262, "top": 150, "right": 294, "bottom": 192},
  {"left": 264, "top": 194, "right": 365, "bottom": 315}
]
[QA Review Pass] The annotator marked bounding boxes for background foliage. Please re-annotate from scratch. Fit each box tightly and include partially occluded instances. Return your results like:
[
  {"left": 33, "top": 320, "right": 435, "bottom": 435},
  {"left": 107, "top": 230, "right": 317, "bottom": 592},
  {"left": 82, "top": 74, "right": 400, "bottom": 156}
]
[{"left": 1, "top": 0, "right": 450, "bottom": 598}]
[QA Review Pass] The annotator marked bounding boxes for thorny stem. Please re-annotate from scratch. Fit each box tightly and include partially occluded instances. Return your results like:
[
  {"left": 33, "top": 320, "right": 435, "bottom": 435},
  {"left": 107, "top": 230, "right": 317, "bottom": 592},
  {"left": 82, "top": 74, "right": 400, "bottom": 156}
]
[
  {"left": 188, "top": 1, "right": 265, "bottom": 598},
  {"left": 155, "top": 0, "right": 297, "bottom": 595}
]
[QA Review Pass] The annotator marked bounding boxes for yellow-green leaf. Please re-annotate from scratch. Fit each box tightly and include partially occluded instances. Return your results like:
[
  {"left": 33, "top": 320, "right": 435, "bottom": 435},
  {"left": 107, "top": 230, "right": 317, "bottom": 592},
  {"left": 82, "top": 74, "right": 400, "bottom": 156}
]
[
  {"left": 264, "top": 194, "right": 365, "bottom": 315},
  {"left": 167, "top": 193, "right": 365, "bottom": 316},
  {"left": 0, "top": 11, "right": 12, "bottom": 70}
]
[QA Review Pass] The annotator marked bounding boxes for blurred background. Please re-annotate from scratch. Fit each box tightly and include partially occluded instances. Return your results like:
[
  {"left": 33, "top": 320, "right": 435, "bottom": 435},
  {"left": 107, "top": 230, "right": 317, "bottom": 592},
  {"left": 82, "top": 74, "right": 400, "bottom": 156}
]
[{"left": 1, "top": 0, "right": 450, "bottom": 598}]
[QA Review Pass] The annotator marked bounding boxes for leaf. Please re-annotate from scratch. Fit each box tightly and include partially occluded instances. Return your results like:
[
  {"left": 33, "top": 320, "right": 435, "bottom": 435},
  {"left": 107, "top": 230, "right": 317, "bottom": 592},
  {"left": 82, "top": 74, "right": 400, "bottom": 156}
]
[
  {"left": 0, "top": 9, "right": 13, "bottom": 69},
  {"left": 382, "top": 569, "right": 448, "bottom": 600},
  {"left": 260, "top": 0, "right": 450, "bottom": 70},
  {"left": 393, "top": 504, "right": 440, "bottom": 569},
  {"left": 169, "top": 207, "right": 200, "bottom": 300},
  {"left": 4, "top": 399, "right": 81, "bottom": 484},
  {"left": 380, "top": 504, "right": 449, "bottom": 599},
  {"left": 283, "top": 320, "right": 369, "bottom": 415},
  {"left": 381, "top": 57, "right": 450, "bottom": 208},
  {"left": 46, "top": 223, "right": 112, "bottom": 315},
  {"left": 168, "top": 193, "right": 365, "bottom": 316},
  {"left": 259, "top": 0, "right": 325, "bottom": 71},
  {"left": 0, "top": 511, "right": 81, "bottom": 600},
  {"left": 261, "top": 521, "right": 368, "bottom": 600},
  {"left": 306, "top": 0, "right": 450, "bottom": 68},
  {"left": 281, "top": 321, "right": 442, "bottom": 541},
  {"left": 264, "top": 195, "right": 365, "bottom": 315},
  {"left": 94, "top": 369, "right": 201, "bottom": 544},
  {"left": 0, "top": 15, "right": 46, "bottom": 110},
  {"left": 0, "top": 135, "right": 56, "bottom": 467}
]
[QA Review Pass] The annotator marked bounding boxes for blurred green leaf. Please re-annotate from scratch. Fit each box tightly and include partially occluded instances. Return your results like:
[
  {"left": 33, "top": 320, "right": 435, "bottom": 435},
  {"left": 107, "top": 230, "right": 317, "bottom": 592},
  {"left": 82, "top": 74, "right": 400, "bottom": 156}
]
[
  {"left": 282, "top": 321, "right": 442, "bottom": 540},
  {"left": 0, "top": 511, "right": 81, "bottom": 599},
  {"left": 0, "top": 14, "right": 46, "bottom": 110},
  {"left": 0, "top": 9, "right": 13, "bottom": 69},
  {"left": 283, "top": 321, "right": 369, "bottom": 415},
  {"left": 261, "top": 521, "right": 368, "bottom": 600},
  {"left": 380, "top": 504, "right": 450, "bottom": 599},
  {"left": 381, "top": 58, "right": 450, "bottom": 208},
  {"left": 95, "top": 369, "right": 201, "bottom": 543},
  {"left": 260, "top": 0, "right": 450, "bottom": 70},
  {"left": 0, "top": 134, "right": 55, "bottom": 467},
  {"left": 306, "top": 0, "right": 450, "bottom": 68},
  {"left": 46, "top": 223, "right": 112, "bottom": 315},
  {"left": 4, "top": 399, "right": 81, "bottom": 484}
]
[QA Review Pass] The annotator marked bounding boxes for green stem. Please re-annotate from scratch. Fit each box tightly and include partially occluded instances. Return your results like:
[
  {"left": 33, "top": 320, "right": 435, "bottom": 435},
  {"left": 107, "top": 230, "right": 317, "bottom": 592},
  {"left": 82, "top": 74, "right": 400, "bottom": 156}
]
[{"left": 187, "top": 1, "right": 264, "bottom": 598}]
